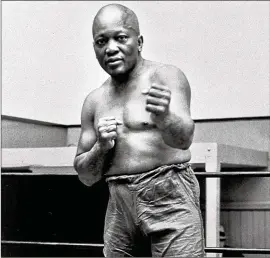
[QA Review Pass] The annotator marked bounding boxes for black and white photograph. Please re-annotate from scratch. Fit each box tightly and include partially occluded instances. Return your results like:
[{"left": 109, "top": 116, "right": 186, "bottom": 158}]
[{"left": 1, "top": 1, "right": 270, "bottom": 257}]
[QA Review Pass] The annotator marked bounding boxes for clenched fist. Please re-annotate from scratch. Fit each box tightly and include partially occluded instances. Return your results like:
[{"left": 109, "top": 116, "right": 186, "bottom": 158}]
[
  {"left": 97, "top": 117, "right": 122, "bottom": 151},
  {"left": 142, "top": 84, "right": 171, "bottom": 121}
]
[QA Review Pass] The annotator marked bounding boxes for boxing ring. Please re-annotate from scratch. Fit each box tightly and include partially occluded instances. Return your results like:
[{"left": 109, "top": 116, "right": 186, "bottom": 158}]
[{"left": 2, "top": 143, "right": 270, "bottom": 256}]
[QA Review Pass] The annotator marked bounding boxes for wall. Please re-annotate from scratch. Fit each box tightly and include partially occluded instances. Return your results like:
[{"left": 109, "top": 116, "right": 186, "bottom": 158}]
[
  {"left": 193, "top": 118, "right": 270, "bottom": 152},
  {"left": 2, "top": 1, "right": 269, "bottom": 124},
  {"left": 221, "top": 211, "right": 270, "bottom": 258},
  {"left": 1, "top": 116, "right": 67, "bottom": 148}
]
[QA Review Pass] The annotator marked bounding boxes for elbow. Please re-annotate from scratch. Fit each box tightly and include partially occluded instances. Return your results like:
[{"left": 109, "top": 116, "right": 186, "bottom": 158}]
[
  {"left": 73, "top": 156, "right": 81, "bottom": 173},
  {"left": 164, "top": 136, "right": 193, "bottom": 150},
  {"left": 178, "top": 137, "right": 193, "bottom": 150},
  {"left": 163, "top": 119, "right": 194, "bottom": 150},
  {"left": 74, "top": 163, "right": 93, "bottom": 187},
  {"left": 181, "top": 120, "right": 195, "bottom": 149},
  {"left": 180, "top": 120, "right": 194, "bottom": 150},
  {"left": 77, "top": 174, "right": 93, "bottom": 187},
  {"left": 73, "top": 156, "right": 88, "bottom": 186},
  {"left": 74, "top": 156, "right": 100, "bottom": 187},
  {"left": 73, "top": 153, "right": 88, "bottom": 172},
  {"left": 162, "top": 135, "right": 192, "bottom": 150},
  {"left": 77, "top": 170, "right": 101, "bottom": 188}
]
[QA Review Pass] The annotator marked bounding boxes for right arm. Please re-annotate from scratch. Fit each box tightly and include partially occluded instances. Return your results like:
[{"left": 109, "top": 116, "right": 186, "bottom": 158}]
[{"left": 73, "top": 92, "right": 120, "bottom": 187}]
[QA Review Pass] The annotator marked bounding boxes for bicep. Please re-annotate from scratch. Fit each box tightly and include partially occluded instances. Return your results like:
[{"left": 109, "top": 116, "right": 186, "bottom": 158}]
[
  {"left": 171, "top": 71, "right": 191, "bottom": 117},
  {"left": 157, "top": 66, "right": 192, "bottom": 117},
  {"left": 76, "top": 96, "right": 97, "bottom": 157},
  {"left": 76, "top": 127, "right": 97, "bottom": 156}
]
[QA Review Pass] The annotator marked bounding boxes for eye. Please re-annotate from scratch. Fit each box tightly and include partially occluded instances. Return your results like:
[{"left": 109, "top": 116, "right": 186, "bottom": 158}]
[
  {"left": 95, "top": 38, "right": 107, "bottom": 46},
  {"left": 116, "top": 35, "right": 128, "bottom": 43}
]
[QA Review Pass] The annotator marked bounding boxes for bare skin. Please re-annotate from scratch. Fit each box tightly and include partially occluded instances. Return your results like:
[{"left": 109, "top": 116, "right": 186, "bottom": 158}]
[{"left": 74, "top": 4, "right": 195, "bottom": 186}]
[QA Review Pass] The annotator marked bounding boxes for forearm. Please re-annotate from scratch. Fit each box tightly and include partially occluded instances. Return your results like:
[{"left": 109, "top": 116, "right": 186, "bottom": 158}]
[
  {"left": 157, "top": 112, "right": 195, "bottom": 150},
  {"left": 74, "top": 142, "right": 107, "bottom": 186}
]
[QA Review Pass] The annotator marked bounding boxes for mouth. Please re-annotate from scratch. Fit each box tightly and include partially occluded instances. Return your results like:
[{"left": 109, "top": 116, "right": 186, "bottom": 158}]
[{"left": 106, "top": 58, "right": 122, "bottom": 66}]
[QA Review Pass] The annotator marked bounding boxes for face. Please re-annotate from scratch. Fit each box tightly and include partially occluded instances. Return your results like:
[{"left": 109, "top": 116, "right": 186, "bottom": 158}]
[{"left": 93, "top": 14, "right": 142, "bottom": 77}]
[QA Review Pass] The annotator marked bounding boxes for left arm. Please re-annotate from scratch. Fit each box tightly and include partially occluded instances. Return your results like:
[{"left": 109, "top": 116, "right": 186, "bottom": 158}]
[{"left": 143, "top": 66, "right": 195, "bottom": 149}]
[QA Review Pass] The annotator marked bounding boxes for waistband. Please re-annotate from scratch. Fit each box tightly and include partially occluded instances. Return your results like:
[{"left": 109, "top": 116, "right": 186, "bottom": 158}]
[{"left": 105, "top": 163, "right": 190, "bottom": 184}]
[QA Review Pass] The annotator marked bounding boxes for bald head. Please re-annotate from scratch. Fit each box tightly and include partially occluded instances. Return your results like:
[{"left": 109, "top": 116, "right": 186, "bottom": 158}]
[{"left": 92, "top": 4, "right": 140, "bottom": 37}]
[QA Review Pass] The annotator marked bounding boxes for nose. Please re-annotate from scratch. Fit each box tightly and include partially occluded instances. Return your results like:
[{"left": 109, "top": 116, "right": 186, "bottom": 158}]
[{"left": 105, "top": 39, "right": 119, "bottom": 55}]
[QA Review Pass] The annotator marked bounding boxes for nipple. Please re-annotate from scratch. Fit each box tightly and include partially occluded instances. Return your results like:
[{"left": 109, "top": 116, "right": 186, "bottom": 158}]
[{"left": 142, "top": 121, "right": 149, "bottom": 126}]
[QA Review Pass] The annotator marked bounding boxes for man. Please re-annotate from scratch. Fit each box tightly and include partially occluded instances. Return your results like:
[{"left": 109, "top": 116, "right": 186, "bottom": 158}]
[{"left": 74, "top": 3, "right": 204, "bottom": 257}]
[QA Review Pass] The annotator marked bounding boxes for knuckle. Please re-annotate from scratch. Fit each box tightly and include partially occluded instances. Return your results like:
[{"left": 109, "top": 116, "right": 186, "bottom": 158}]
[
  {"left": 102, "top": 133, "right": 111, "bottom": 139},
  {"left": 146, "top": 104, "right": 152, "bottom": 110},
  {"left": 149, "top": 88, "right": 156, "bottom": 95},
  {"left": 100, "top": 133, "right": 106, "bottom": 139},
  {"left": 163, "top": 92, "right": 170, "bottom": 99},
  {"left": 164, "top": 86, "right": 170, "bottom": 91},
  {"left": 109, "top": 125, "right": 116, "bottom": 131},
  {"left": 162, "top": 99, "right": 169, "bottom": 105},
  {"left": 108, "top": 132, "right": 117, "bottom": 138},
  {"left": 98, "top": 126, "right": 105, "bottom": 132},
  {"left": 99, "top": 117, "right": 106, "bottom": 122},
  {"left": 108, "top": 120, "right": 117, "bottom": 126},
  {"left": 147, "top": 96, "right": 154, "bottom": 103}
]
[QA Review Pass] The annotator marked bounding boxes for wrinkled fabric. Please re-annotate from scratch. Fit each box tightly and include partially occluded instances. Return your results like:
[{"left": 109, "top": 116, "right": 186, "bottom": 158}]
[{"left": 104, "top": 164, "right": 205, "bottom": 257}]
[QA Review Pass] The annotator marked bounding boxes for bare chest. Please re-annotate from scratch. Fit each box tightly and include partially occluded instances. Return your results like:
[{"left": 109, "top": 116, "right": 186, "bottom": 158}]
[{"left": 95, "top": 77, "right": 156, "bottom": 130}]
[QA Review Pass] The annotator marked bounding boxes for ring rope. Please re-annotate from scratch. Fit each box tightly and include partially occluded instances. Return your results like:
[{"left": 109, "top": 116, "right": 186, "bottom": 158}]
[{"left": 2, "top": 240, "right": 270, "bottom": 254}]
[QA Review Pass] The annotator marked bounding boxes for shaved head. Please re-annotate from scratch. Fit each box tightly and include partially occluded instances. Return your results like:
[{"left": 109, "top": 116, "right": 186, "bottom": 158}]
[{"left": 92, "top": 4, "right": 140, "bottom": 37}]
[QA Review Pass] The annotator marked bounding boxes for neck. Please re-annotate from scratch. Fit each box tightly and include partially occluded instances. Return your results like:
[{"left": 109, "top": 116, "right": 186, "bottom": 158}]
[{"left": 111, "top": 56, "right": 144, "bottom": 87}]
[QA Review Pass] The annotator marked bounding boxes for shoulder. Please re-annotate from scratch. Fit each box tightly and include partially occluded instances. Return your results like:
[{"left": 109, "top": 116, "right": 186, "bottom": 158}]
[
  {"left": 149, "top": 61, "right": 190, "bottom": 89},
  {"left": 83, "top": 79, "right": 110, "bottom": 109},
  {"left": 81, "top": 79, "right": 110, "bottom": 117}
]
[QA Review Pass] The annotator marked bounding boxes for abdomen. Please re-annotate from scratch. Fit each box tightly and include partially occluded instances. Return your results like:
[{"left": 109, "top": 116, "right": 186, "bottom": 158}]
[{"left": 104, "top": 129, "right": 191, "bottom": 176}]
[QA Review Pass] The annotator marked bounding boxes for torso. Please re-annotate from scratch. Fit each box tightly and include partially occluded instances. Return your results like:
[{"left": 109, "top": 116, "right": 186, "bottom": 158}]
[{"left": 94, "top": 60, "right": 191, "bottom": 176}]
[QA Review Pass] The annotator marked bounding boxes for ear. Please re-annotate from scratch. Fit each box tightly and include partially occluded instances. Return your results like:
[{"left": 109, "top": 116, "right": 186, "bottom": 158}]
[{"left": 138, "top": 35, "right": 144, "bottom": 52}]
